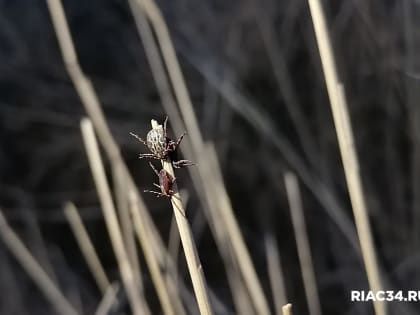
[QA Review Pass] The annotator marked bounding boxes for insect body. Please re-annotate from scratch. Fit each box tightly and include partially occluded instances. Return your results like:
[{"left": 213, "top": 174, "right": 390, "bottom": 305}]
[
  {"left": 144, "top": 162, "right": 175, "bottom": 198},
  {"left": 130, "top": 117, "right": 194, "bottom": 168}
]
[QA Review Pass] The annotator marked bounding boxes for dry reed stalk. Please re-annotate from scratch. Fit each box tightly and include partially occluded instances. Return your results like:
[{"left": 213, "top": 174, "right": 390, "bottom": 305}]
[
  {"left": 201, "top": 143, "right": 271, "bottom": 315},
  {"left": 112, "top": 164, "right": 142, "bottom": 287},
  {"left": 139, "top": 0, "right": 202, "bottom": 151},
  {"left": 282, "top": 303, "right": 293, "bottom": 315},
  {"left": 45, "top": 0, "right": 173, "bottom": 277},
  {"left": 255, "top": 6, "right": 318, "bottom": 166},
  {"left": 150, "top": 119, "right": 214, "bottom": 315},
  {"left": 225, "top": 249, "right": 255, "bottom": 315},
  {"left": 127, "top": 3, "right": 234, "bottom": 307},
  {"left": 128, "top": 188, "right": 182, "bottom": 315},
  {"left": 264, "top": 232, "right": 287, "bottom": 315},
  {"left": 284, "top": 172, "right": 321, "bottom": 315},
  {"left": 133, "top": 0, "right": 269, "bottom": 315},
  {"left": 80, "top": 118, "right": 150, "bottom": 315},
  {"left": 129, "top": 0, "right": 269, "bottom": 314},
  {"left": 195, "top": 148, "right": 254, "bottom": 315},
  {"left": 20, "top": 208, "right": 58, "bottom": 285},
  {"left": 94, "top": 283, "right": 120, "bottom": 315},
  {"left": 63, "top": 202, "right": 110, "bottom": 294},
  {"left": 0, "top": 208, "right": 80, "bottom": 315},
  {"left": 307, "top": 1, "right": 386, "bottom": 315},
  {"left": 45, "top": 1, "right": 187, "bottom": 313},
  {"left": 184, "top": 53, "right": 359, "bottom": 252}
]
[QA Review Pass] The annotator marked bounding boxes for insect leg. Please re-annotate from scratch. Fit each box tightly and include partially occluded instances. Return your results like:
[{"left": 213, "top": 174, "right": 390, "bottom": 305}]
[
  {"left": 163, "top": 116, "right": 169, "bottom": 139},
  {"left": 139, "top": 154, "right": 160, "bottom": 159},
  {"left": 174, "top": 132, "right": 186, "bottom": 147},
  {"left": 144, "top": 190, "right": 165, "bottom": 198},
  {"left": 129, "top": 132, "right": 148, "bottom": 147},
  {"left": 148, "top": 162, "right": 160, "bottom": 176},
  {"left": 173, "top": 159, "right": 195, "bottom": 168}
]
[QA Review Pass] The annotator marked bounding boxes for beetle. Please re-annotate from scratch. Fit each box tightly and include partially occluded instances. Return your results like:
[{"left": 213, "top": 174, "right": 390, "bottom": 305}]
[
  {"left": 144, "top": 162, "right": 176, "bottom": 198},
  {"left": 130, "top": 116, "right": 194, "bottom": 168}
]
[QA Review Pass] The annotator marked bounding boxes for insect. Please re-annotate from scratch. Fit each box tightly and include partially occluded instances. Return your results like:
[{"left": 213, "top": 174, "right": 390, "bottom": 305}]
[
  {"left": 130, "top": 116, "right": 194, "bottom": 168},
  {"left": 144, "top": 162, "right": 176, "bottom": 198}
]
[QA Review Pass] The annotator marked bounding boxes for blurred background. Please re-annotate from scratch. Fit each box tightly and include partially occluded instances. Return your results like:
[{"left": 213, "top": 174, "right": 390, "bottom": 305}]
[{"left": 0, "top": 0, "right": 419, "bottom": 314}]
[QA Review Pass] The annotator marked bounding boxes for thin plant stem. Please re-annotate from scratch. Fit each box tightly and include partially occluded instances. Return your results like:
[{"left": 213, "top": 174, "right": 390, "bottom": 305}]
[
  {"left": 45, "top": 1, "right": 185, "bottom": 312},
  {"left": 264, "top": 232, "right": 287, "bottom": 315},
  {"left": 112, "top": 163, "right": 142, "bottom": 287},
  {"left": 94, "top": 283, "right": 120, "bottom": 315},
  {"left": 129, "top": 1, "right": 271, "bottom": 313},
  {"left": 0, "top": 208, "right": 80, "bottom": 315},
  {"left": 63, "top": 202, "right": 110, "bottom": 294},
  {"left": 202, "top": 143, "right": 271, "bottom": 315},
  {"left": 128, "top": 2, "right": 244, "bottom": 310},
  {"left": 151, "top": 119, "right": 214, "bottom": 315},
  {"left": 80, "top": 118, "right": 150, "bottom": 315},
  {"left": 128, "top": 188, "right": 183, "bottom": 315},
  {"left": 284, "top": 172, "right": 321, "bottom": 315},
  {"left": 307, "top": 1, "right": 386, "bottom": 315},
  {"left": 254, "top": 5, "right": 318, "bottom": 166}
]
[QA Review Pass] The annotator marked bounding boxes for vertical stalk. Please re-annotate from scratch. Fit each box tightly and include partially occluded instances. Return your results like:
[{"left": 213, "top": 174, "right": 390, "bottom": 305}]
[
  {"left": 307, "top": 1, "right": 386, "bottom": 314},
  {"left": 151, "top": 119, "right": 214, "bottom": 315}
]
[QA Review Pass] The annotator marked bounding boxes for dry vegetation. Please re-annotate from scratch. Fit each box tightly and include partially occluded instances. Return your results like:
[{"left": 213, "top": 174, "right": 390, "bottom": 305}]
[{"left": 0, "top": 0, "right": 417, "bottom": 315}]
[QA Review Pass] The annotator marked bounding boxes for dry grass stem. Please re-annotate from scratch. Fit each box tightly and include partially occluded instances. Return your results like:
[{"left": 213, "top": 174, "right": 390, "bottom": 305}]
[
  {"left": 63, "top": 202, "right": 110, "bottom": 294},
  {"left": 264, "top": 232, "right": 287, "bottom": 315},
  {"left": 140, "top": 0, "right": 203, "bottom": 151},
  {"left": 129, "top": 0, "right": 271, "bottom": 312},
  {"left": 151, "top": 119, "right": 214, "bottom": 315},
  {"left": 0, "top": 208, "right": 80, "bottom": 315},
  {"left": 201, "top": 143, "right": 271, "bottom": 315},
  {"left": 307, "top": 1, "right": 386, "bottom": 315},
  {"left": 128, "top": 188, "right": 183, "bottom": 315},
  {"left": 80, "top": 118, "right": 150, "bottom": 315},
  {"left": 255, "top": 7, "right": 318, "bottom": 166},
  {"left": 112, "top": 164, "right": 142, "bottom": 287},
  {"left": 94, "top": 283, "right": 120, "bottom": 315},
  {"left": 284, "top": 172, "right": 321, "bottom": 315},
  {"left": 46, "top": 0, "right": 184, "bottom": 311},
  {"left": 45, "top": 0, "right": 170, "bottom": 280}
]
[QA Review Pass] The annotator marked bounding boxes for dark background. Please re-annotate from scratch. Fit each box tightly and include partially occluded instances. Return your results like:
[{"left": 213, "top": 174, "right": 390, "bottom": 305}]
[{"left": 0, "top": 0, "right": 419, "bottom": 314}]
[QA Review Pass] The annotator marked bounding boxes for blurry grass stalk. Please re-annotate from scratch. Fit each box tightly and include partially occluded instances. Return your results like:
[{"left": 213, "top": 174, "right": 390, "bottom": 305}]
[
  {"left": 307, "top": 1, "right": 386, "bottom": 315},
  {"left": 46, "top": 0, "right": 190, "bottom": 312},
  {"left": 200, "top": 143, "right": 271, "bottom": 315},
  {"left": 177, "top": 34, "right": 360, "bottom": 254},
  {"left": 128, "top": 188, "right": 184, "bottom": 315},
  {"left": 20, "top": 208, "right": 58, "bottom": 286},
  {"left": 226, "top": 248, "right": 255, "bottom": 315},
  {"left": 80, "top": 118, "right": 151, "bottom": 315},
  {"left": 151, "top": 119, "right": 214, "bottom": 315},
  {"left": 264, "top": 231, "right": 287, "bottom": 315},
  {"left": 112, "top": 163, "right": 142, "bottom": 288},
  {"left": 138, "top": 0, "right": 203, "bottom": 152},
  {"left": 63, "top": 202, "right": 110, "bottom": 294},
  {"left": 129, "top": 0, "right": 271, "bottom": 312},
  {"left": 282, "top": 304, "right": 293, "bottom": 315},
  {"left": 0, "top": 208, "right": 80, "bottom": 315},
  {"left": 254, "top": 4, "right": 319, "bottom": 167},
  {"left": 195, "top": 144, "right": 255, "bottom": 315},
  {"left": 94, "top": 283, "right": 120, "bottom": 315},
  {"left": 284, "top": 172, "right": 321, "bottom": 315}
]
